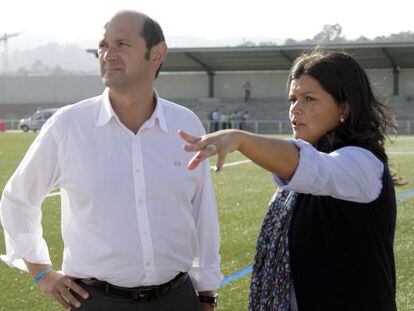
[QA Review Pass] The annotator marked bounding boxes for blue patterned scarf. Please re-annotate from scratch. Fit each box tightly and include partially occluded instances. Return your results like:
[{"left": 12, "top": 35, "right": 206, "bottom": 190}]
[{"left": 249, "top": 189, "right": 298, "bottom": 311}]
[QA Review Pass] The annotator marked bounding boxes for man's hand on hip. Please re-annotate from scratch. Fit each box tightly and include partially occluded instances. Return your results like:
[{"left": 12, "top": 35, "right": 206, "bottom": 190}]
[
  {"left": 38, "top": 270, "right": 89, "bottom": 310},
  {"left": 24, "top": 260, "right": 89, "bottom": 310}
]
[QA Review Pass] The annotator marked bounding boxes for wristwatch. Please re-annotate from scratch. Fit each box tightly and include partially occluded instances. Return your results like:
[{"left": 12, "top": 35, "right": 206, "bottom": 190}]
[{"left": 198, "top": 293, "right": 219, "bottom": 307}]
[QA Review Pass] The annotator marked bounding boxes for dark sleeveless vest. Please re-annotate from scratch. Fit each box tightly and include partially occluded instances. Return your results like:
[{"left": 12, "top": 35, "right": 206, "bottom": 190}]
[{"left": 289, "top": 165, "right": 397, "bottom": 311}]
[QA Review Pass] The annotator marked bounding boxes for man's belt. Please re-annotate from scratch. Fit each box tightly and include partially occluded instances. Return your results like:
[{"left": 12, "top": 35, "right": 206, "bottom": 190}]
[{"left": 78, "top": 272, "right": 188, "bottom": 301}]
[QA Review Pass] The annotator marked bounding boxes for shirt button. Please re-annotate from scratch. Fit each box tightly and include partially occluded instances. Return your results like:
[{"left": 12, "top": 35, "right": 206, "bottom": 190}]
[
  {"left": 145, "top": 262, "right": 150, "bottom": 266},
  {"left": 135, "top": 168, "right": 140, "bottom": 173},
  {"left": 144, "top": 230, "right": 148, "bottom": 235},
  {"left": 138, "top": 199, "right": 143, "bottom": 205}
]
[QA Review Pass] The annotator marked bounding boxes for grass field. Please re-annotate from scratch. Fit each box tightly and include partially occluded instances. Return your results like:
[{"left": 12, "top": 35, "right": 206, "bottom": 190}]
[{"left": 0, "top": 132, "right": 413, "bottom": 311}]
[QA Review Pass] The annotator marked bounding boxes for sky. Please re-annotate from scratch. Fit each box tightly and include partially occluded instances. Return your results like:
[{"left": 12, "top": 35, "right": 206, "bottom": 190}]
[{"left": 1, "top": 0, "right": 413, "bottom": 51}]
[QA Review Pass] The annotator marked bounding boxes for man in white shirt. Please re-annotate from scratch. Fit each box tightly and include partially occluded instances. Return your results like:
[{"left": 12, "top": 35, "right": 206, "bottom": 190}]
[{"left": 0, "top": 10, "right": 221, "bottom": 311}]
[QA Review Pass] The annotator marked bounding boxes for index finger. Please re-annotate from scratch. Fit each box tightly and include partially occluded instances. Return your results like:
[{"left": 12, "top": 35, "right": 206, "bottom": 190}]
[{"left": 178, "top": 129, "right": 201, "bottom": 144}]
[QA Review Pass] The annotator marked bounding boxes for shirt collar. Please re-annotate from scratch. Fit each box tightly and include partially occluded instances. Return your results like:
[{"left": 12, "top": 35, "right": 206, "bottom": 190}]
[
  {"left": 96, "top": 88, "right": 116, "bottom": 127},
  {"left": 96, "top": 88, "right": 168, "bottom": 133},
  {"left": 146, "top": 89, "right": 168, "bottom": 133}
]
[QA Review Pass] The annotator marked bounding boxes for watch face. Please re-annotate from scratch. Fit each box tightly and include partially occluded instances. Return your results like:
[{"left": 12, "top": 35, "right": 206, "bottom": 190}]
[{"left": 199, "top": 294, "right": 219, "bottom": 306}]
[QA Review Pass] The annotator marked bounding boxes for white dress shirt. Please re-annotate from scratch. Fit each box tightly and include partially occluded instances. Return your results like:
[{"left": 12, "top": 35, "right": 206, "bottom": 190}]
[
  {"left": 273, "top": 138, "right": 384, "bottom": 311},
  {"left": 0, "top": 89, "right": 222, "bottom": 291}
]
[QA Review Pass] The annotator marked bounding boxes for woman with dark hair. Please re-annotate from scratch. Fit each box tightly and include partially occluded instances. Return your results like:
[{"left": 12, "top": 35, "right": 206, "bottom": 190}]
[{"left": 179, "top": 50, "right": 398, "bottom": 311}]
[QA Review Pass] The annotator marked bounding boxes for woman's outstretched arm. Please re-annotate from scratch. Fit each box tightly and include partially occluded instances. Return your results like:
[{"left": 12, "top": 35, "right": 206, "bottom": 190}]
[{"left": 179, "top": 129, "right": 299, "bottom": 180}]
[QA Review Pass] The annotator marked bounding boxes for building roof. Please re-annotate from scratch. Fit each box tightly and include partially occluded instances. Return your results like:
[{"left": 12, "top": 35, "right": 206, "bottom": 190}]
[
  {"left": 86, "top": 42, "right": 414, "bottom": 96},
  {"left": 88, "top": 42, "right": 414, "bottom": 72},
  {"left": 161, "top": 42, "right": 414, "bottom": 72}
]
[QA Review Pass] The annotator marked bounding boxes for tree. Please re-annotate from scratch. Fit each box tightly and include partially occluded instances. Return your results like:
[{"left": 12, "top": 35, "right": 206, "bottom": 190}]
[
  {"left": 282, "top": 24, "right": 414, "bottom": 46},
  {"left": 50, "top": 65, "right": 67, "bottom": 76},
  {"left": 16, "top": 67, "right": 29, "bottom": 76},
  {"left": 237, "top": 40, "right": 256, "bottom": 47},
  {"left": 30, "top": 59, "right": 49, "bottom": 74},
  {"left": 312, "top": 24, "right": 344, "bottom": 44},
  {"left": 373, "top": 31, "right": 414, "bottom": 43},
  {"left": 353, "top": 36, "right": 371, "bottom": 43},
  {"left": 258, "top": 41, "right": 277, "bottom": 46},
  {"left": 284, "top": 38, "right": 298, "bottom": 45}
]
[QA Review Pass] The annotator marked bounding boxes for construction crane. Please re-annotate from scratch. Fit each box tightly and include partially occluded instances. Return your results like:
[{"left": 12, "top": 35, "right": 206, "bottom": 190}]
[{"left": 0, "top": 32, "right": 21, "bottom": 73}]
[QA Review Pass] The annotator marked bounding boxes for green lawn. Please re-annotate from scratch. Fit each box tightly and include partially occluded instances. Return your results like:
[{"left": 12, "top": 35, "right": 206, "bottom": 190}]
[{"left": 0, "top": 133, "right": 413, "bottom": 310}]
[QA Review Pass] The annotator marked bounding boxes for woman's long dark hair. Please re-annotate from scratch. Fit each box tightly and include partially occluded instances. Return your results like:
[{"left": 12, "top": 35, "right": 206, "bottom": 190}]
[{"left": 287, "top": 50, "right": 401, "bottom": 184}]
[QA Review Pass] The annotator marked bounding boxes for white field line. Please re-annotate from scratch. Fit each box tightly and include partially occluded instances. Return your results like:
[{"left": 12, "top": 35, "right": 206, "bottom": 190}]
[
  {"left": 217, "top": 152, "right": 414, "bottom": 163},
  {"left": 210, "top": 159, "right": 252, "bottom": 169},
  {"left": 44, "top": 159, "right": 253, "bottom": 198},
  {"left": 388, "top": 151, "right": 414, "bottom": 155}
]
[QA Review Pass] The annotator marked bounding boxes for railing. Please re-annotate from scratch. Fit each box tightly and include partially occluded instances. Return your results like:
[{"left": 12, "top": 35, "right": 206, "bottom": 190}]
[
  {"left": 1, "top": 119, "right": 414, "bottom": 135},
  {"left": 0, "top": 119, "right": 20, "bottom": 131}
]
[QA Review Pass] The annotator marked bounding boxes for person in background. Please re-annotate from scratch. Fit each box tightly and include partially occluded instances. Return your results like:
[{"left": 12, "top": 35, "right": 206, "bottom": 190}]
[
  {"left": 207, "top": 109, "right": 214, "bottom": 133},
  {"left": 240, "top": 110, "right": 249, "bottom": 130},
  {"left": 227, "top": 111, "right": 233, "bottom": 129},
  {"left": 243, "top": 80, "right": 253, "bottom": 103},
  {"left": 231, "top": 110, "right": 242, "bottom": 130},
  {"left": 220, "top": 112, "right": 228, "bottom": 130},
  {"left": 0, "top": 10, "right": 221, "bottom": 311},
  {"left": 212, "top": 109, "right": 220, "bottom": 132},
  {"left": 180, "top": 50, "right": 398, "bottom": 311}
]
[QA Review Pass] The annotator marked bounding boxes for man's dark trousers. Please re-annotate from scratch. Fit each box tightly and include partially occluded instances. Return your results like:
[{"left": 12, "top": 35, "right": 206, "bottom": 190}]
[{"left": 74, "top": 277, "right": 202, "bottom": 311}]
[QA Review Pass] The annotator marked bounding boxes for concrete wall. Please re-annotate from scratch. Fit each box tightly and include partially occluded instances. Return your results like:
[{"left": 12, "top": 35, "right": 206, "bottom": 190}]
[
  {"left": 214, "top": 71, "right": 288, "bottom": 98},
  {"left": 0, "top": 69, "right": 413, "bottom": 105},
  {"left": 155, "top": 72, "right": 208, "bottom": 98},
  {"left": 0, "top": 75, "right": 104, "bottom": 105},
  {"left": 367, "top": 68, "right": 414, "bottom": 98},
  {"left": 400, "top": 69, "right": 414, "bottom": 96}
]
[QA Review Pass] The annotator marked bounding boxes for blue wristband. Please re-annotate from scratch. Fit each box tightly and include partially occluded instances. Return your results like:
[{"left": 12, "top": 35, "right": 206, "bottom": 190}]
[{"left": 34, "top": 267, "right": 53, "bottom": 284}]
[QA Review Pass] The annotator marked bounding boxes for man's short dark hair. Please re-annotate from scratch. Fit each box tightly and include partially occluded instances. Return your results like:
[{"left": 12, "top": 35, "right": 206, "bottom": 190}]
[{"left": 140, "top": 16, "right": 165, "bottom": 78}]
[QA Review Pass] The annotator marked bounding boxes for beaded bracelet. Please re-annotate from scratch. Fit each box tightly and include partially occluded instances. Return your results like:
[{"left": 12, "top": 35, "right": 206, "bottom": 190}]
[{"left": 34, "top": 267, "right": 53, "bottom": 284}]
